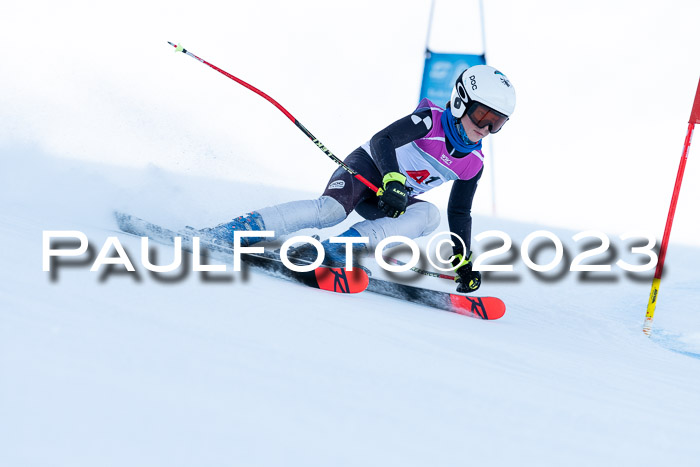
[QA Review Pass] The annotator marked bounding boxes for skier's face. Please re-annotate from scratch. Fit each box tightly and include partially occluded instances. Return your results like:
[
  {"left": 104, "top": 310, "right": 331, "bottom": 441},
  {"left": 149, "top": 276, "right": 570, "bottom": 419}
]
[{"left": 460, "top": 113, "right": 490, "bottom": 142}]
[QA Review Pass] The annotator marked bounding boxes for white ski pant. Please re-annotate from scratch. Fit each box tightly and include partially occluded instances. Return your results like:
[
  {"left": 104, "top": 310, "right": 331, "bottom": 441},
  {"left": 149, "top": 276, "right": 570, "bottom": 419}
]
[{"left": 256, "top": 195, "right": 440, "bottom": 248}]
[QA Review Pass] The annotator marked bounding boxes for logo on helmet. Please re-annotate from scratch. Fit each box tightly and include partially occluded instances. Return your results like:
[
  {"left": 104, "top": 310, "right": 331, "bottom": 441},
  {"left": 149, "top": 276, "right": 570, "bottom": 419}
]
[
  {"left": 492, "top": 70, "right": 511, "bottom": 87},
  {"left": 469, "top": 75, "right": 477, "bottom": 90}
]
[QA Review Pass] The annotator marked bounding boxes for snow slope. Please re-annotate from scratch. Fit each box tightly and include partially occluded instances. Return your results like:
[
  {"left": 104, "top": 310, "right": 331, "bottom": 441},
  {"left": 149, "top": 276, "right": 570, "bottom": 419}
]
[{"left": 2, "top": 146, "right": 700, "bottom": 467}]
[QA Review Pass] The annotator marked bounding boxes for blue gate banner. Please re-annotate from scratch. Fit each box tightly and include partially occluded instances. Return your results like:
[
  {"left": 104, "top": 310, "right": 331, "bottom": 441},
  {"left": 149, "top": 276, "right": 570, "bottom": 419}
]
[{"left": 419, "top": 51, "right": 486, "bottom": 105}]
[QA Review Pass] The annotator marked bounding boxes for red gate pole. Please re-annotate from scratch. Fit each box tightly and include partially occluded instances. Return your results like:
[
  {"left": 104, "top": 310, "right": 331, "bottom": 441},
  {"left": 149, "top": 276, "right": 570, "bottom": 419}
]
[{"left": 643, "top": 77, "right": 700, "bottom": 336}]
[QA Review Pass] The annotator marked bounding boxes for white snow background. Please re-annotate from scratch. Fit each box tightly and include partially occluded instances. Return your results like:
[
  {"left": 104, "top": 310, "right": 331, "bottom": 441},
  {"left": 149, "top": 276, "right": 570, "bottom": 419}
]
[{"left": 2, "top": 1, "right": 700, "bottom": 466}]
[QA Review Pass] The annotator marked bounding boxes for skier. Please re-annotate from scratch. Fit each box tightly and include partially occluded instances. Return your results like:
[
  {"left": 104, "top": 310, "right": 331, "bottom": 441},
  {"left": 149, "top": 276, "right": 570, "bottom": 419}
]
[{"left": 201, "top": 65, "right": 516, "bottom": 293}]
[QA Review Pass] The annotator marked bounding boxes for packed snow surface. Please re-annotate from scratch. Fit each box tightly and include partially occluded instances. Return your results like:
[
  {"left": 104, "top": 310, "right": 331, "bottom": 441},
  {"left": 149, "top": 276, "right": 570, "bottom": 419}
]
[{"left": 1, "top": 148, "right": 699, "bottom": 467}]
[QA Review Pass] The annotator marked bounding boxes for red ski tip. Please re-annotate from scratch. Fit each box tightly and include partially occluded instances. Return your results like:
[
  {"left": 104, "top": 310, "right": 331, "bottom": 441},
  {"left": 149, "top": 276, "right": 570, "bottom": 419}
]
[
  {"left": 449, "top": 295, "right": 506, "bottom": 320},
  {"left": 314, "top": 267, "right": 369, "bottom": 294}
]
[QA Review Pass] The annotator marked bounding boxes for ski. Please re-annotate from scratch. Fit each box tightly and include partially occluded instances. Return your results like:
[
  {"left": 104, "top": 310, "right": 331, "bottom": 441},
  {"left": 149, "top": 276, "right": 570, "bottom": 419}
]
[
  {"left": 113, "top": 212, "right": 505, "bottom": 319},
  {"left": 365, "top": 279, "right": 505, "bottom": 320},
  {"left": 271, "top": 244, "right": 505, "bottom": 320},
  {"left": 113, "top": 212, "right": 368, "bottom": 294}
]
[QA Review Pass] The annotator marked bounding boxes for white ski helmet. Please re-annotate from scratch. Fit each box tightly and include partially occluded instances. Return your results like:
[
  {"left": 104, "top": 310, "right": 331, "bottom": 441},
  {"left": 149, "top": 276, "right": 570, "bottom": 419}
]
[{"left": 450, "top": 65, "right": 516, "bottom": 132}]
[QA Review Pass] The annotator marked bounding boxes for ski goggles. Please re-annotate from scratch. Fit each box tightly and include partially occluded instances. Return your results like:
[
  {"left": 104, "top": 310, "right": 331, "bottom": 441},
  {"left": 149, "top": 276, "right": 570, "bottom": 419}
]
[{"left": 465, "top": 100, "right": 509, "bottom": 133}]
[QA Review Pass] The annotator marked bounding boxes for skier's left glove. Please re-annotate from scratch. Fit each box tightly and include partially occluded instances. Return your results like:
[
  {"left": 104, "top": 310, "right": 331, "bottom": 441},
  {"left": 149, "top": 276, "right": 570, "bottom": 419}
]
[
  {"left": 377, "top": 172, "right": 408, "bottom": 218},
  {"left": 452, "top": 250, "right": 481, "bottom": 293}
]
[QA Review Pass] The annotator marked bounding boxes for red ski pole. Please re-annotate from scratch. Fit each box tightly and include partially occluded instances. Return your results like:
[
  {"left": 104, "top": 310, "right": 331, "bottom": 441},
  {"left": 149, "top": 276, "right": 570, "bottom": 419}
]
[
  {"left": 167, "top": 42, "right": 379, "bottom": 193},
  {"left": 643, "top": 77, "right": 700, "bottom": 336}
]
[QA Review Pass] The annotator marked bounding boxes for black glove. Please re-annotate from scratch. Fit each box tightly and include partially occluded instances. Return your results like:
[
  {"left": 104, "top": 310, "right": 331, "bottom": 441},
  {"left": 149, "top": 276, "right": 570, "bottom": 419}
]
[
  {"left": 451, "top": 250, "right": 481, "bottom": 293},
  {"left": 377, "top": 172, "right": 408, "bottom": 218}
]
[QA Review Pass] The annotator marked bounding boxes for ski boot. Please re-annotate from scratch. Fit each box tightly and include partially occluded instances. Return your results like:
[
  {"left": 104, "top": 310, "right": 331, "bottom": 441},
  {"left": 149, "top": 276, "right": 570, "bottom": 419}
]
[{"left": 199, "top": 211, "right": 266, "bottom": 248}]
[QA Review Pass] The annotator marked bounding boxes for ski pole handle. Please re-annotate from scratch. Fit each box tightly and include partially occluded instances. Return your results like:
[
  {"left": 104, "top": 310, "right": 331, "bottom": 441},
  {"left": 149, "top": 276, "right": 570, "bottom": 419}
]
[{"left": 167, "top": 41, "right": 379, "bottom": 193}]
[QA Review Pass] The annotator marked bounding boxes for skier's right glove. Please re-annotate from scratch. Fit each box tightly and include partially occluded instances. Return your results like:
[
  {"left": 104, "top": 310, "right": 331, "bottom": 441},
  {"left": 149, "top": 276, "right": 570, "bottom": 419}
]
[
  {"left": 377, "top": 172, "right": 408, "bottom": 218},
  {"left": 452, "top": 250, "right": 481, "bottom": 294}
]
